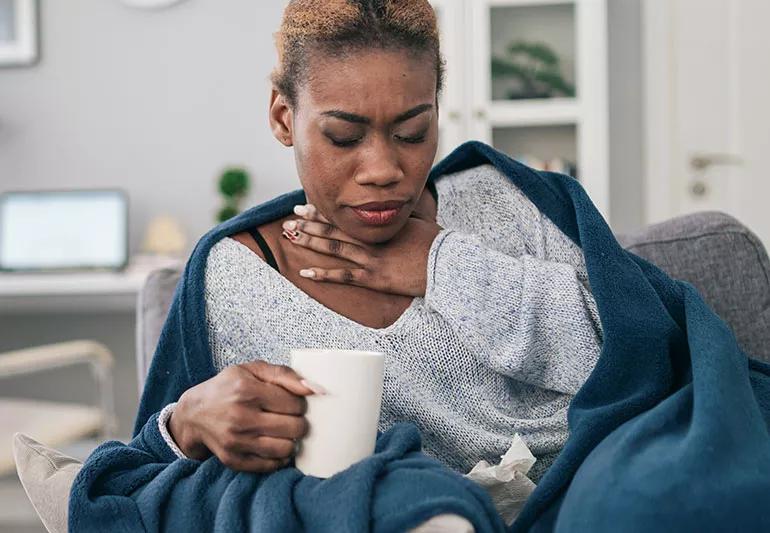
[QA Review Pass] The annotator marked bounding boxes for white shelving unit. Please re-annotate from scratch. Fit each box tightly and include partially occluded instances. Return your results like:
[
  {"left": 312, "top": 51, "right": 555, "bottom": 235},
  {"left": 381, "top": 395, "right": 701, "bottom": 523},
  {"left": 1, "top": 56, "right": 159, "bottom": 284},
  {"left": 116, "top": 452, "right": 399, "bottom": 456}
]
[
  {"left": 431, "top": 0, "right": 609, "bottom": 216},
  {"left": 487, "top": 98, "right": 581, "bottom": 127}
]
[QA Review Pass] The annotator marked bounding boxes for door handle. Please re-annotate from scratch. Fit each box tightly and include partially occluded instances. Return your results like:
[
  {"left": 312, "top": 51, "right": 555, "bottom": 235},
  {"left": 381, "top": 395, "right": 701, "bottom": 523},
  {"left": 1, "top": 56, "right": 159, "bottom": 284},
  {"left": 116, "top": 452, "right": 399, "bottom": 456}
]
[
  {"left": 690, "top": 153, "right": 743, "bottom": 172},
  {"left": 688, "top": 153, "right": 743, "bottom": 198}
]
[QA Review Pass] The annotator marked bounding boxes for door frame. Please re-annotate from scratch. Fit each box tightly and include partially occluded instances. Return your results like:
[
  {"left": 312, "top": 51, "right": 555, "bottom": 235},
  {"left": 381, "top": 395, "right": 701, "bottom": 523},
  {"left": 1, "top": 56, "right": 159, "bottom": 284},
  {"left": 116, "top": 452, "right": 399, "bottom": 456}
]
[{"left": 642, "top": 0, "right": 677, "bottom": 225}]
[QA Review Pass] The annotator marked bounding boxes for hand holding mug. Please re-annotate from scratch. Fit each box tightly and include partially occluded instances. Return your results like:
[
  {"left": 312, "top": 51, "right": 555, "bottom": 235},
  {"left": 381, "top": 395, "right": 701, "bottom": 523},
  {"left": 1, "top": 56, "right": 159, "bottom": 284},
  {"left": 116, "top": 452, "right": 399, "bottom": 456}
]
[{"left": 169, "top": 360, "right": 321, "bottom": 473}]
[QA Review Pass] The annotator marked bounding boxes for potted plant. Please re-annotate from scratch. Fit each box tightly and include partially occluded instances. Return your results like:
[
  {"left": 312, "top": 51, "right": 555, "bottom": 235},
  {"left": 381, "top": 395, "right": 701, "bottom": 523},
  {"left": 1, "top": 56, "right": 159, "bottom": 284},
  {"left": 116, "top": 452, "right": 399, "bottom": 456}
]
[
  {"left": 216, "top": 167, "right": 251, "bottom": 223},
  {"left": 491, "top": 40, "right": 575, "bottom": 100}
]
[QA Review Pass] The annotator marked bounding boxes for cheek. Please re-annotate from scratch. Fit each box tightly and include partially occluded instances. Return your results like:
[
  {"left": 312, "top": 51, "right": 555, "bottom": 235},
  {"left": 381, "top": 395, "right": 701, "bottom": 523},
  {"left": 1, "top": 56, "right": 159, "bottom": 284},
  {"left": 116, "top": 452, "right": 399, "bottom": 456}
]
[
  {"left": 294, "top": 135, "right": 349, "bottom": 205},
  {"left": 405, "top": 138, "right": 439, "bottom": 178}
]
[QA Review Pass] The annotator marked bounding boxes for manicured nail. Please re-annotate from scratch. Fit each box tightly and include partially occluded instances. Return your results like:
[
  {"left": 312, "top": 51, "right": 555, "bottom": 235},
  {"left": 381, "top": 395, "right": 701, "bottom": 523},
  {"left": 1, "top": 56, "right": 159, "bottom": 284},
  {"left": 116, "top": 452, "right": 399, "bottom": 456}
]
[
  {"left": 301, "top": 379, "right": 327, "bottom": 395},
  {"left": 282, "top": 220, "right": 297, "bottom": 231},
  {"left": 299, "top": 269, "right": 315, "bottom": 278},
  {"left": 294, "top": 205, "right": 308, "bottom": 216},
  {"left": 282, "top": 230, "right": 299, "bottom": 242}
]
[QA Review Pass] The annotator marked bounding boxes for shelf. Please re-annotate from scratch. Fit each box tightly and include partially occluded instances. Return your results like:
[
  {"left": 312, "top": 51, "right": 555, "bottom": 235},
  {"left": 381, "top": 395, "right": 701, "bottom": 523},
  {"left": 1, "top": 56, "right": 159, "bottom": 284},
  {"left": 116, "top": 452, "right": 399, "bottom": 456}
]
[
  {"left": 440, "top": 0, "right": 608, "bottom": 215},
  {"left": 0, "top": 255, "right": 182, "bottom": 314},
  {"left": 487, "top": 98, "right": 580, "bottom": 127},
  {"left": 492, "top": 124, "right": 578, "bottom": 176}
]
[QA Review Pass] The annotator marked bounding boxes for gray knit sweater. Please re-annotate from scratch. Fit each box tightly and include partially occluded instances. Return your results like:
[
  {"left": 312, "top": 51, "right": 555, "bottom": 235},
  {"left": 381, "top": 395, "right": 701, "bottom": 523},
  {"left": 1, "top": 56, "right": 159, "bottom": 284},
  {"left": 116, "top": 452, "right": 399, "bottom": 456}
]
[{"left": 163, "top": 164, "right": 603, "bottom": 481}]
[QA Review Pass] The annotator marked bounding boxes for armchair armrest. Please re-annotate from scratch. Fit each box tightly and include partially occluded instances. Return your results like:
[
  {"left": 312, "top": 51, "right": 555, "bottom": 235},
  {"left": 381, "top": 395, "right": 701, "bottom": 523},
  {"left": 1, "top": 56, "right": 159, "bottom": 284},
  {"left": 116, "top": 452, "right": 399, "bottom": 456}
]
[
  {"left": 0, "top": 340, "right": 113, "bottom": 378},
  {"left": 0, "top": 340, "right": 117, "bottom": 438}
]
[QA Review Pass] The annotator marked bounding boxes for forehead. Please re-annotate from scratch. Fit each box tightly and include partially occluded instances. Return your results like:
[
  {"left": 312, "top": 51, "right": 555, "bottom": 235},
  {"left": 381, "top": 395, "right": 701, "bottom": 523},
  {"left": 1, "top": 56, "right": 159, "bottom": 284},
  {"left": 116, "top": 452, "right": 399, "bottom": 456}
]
[{"left": 299, "top": 48, "right": 437, "bottom": 115}]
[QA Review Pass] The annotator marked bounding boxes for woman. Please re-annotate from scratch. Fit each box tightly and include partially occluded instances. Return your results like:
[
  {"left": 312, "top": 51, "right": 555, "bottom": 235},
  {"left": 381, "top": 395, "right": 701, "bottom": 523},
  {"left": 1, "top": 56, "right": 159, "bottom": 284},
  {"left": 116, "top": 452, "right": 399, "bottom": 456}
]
[
  {"left": 161, "top": 0, "right": 602, "bottom": 485},
  {"left": 72, "top": 2, "right": 770, "bottom": 531}
]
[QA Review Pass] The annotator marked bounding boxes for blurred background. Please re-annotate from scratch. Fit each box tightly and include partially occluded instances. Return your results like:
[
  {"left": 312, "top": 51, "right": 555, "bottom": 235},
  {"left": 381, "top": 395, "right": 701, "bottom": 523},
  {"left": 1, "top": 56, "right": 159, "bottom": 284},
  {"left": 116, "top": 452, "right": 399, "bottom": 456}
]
[{"left": 1, "top": 0, "right": 768, "bottom": 530}]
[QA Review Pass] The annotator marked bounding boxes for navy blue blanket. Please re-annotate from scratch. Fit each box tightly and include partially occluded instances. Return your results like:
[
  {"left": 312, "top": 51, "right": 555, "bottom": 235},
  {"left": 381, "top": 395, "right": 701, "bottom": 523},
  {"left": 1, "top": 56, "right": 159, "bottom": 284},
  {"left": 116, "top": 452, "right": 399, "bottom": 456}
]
[{"left": 70, "top": 142, "right": 770, "bottom": 531}]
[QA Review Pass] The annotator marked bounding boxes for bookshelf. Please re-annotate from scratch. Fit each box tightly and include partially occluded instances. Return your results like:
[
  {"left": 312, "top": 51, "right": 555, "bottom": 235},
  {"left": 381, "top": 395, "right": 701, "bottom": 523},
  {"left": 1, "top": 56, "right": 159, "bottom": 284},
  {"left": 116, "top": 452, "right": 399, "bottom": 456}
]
[{"left": 431, "top": 0, "right": 609, "bottom": 215}]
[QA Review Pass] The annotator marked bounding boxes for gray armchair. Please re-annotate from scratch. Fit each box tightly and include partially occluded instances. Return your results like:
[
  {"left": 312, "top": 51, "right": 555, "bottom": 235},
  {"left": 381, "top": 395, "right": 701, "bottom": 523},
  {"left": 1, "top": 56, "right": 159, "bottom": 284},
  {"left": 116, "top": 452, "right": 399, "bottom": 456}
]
[{"left": 617, "top": 211, "right": 770, "bottom": 360}]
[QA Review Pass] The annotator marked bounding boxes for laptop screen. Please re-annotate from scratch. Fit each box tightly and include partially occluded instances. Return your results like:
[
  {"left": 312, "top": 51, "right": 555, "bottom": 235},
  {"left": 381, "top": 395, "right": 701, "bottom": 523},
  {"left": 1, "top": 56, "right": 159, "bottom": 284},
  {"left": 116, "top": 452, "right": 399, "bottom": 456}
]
[{"left": 0, "top": 190, "right": 128, "bottom": 271}]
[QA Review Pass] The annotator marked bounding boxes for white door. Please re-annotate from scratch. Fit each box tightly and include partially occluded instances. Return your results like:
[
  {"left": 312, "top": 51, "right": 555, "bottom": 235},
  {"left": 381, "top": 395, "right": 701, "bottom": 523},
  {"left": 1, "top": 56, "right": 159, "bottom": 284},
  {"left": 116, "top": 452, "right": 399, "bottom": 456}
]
[{"left": 644, "top": 0, "right": 770, "bottom": 247}]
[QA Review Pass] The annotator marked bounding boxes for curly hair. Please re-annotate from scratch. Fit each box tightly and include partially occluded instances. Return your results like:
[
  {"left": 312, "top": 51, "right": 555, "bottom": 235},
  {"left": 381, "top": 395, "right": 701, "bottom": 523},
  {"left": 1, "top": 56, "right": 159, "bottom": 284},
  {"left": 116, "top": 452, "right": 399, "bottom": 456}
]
[{"left": 272, "top": 0, "right": 445, "bottom": 106}]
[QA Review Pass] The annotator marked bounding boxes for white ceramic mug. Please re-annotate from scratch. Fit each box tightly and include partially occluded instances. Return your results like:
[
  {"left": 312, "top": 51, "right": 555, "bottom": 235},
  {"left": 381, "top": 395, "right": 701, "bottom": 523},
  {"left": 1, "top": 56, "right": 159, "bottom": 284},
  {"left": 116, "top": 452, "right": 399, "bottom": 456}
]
[{"left": 289, "top": 348, "right": 385, "bottom": 478}]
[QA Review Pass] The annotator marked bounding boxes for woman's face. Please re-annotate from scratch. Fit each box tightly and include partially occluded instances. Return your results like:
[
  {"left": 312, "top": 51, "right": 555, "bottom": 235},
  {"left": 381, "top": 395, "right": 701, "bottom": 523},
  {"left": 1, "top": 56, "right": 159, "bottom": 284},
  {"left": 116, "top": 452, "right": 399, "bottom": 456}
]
[{"left": 270, "top": 48, "right": 439, "bottom": 244}]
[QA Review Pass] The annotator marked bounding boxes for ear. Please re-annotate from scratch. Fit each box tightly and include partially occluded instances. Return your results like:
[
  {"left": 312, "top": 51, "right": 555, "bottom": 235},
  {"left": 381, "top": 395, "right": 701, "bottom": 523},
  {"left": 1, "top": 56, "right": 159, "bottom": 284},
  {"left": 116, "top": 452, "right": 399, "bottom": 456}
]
[{"left": 269, "top": 89, "right": 294, "bottom": 147}]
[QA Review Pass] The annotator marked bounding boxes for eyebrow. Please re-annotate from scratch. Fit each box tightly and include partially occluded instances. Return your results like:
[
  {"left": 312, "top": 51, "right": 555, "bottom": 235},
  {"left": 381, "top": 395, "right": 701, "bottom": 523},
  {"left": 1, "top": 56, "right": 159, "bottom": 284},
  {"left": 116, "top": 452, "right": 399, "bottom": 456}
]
[{"left": 320, "top": 103, "right": 433, "bottom": 125}]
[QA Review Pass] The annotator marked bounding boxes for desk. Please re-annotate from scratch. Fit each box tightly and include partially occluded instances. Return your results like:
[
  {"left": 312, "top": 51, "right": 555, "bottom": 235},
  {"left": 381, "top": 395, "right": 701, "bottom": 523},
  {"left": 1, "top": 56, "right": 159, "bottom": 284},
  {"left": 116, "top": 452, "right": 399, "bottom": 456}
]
[{"left": 0, "top": 256, "right": 182, "bottom": 314}]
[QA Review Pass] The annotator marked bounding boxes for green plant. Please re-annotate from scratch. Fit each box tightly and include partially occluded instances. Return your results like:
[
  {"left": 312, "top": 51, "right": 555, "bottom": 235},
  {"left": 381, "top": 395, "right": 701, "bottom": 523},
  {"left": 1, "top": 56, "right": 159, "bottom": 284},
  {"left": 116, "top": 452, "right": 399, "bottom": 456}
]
[
  {"left": 491, "top": 40, "right": 575, "bottom": 99},
  {"left": 216, "top": 167, "right": 251, "bottom": 223}
]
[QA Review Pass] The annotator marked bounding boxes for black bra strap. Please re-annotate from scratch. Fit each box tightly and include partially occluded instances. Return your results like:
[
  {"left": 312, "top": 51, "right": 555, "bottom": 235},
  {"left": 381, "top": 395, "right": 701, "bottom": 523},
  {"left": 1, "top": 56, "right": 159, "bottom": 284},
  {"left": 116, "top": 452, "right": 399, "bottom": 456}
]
[
  {"left": 247, "top": 228, "right": 280, "bottom": 273},
  {"left": 426, "top": 179, "right": 439, "bottom": 206}
]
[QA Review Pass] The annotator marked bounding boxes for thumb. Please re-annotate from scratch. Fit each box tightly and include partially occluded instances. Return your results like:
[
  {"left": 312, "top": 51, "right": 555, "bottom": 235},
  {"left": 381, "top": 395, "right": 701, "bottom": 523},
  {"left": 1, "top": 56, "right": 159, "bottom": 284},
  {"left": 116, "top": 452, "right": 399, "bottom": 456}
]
[{"left": 241, "top": 361, "right": 325, "bottom": 396}]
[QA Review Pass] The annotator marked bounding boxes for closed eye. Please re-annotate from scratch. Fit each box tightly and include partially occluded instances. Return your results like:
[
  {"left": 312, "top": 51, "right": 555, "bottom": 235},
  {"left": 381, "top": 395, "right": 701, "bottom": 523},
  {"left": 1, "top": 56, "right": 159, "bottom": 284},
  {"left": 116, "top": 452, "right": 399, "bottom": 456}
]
[
  {"left": 395, "top": 134, "right": 426, "bottom": 144},
  {"left": 329, "top": 137, "right": 363, "bottom": 148}
]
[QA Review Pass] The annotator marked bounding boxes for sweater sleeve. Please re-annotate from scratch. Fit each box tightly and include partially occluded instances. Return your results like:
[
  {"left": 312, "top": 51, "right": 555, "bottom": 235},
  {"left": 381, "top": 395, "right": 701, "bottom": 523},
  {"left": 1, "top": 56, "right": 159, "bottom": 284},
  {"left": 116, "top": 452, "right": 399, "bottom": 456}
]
[
  {"left": 424, "top": 229, "right": 602, "bottom": 395},
  {"left": 130, "top": 409, "right": 189, "bottom": 464},
  {"left": 157, "top": 402, "right": 190, "bottom": 459}
]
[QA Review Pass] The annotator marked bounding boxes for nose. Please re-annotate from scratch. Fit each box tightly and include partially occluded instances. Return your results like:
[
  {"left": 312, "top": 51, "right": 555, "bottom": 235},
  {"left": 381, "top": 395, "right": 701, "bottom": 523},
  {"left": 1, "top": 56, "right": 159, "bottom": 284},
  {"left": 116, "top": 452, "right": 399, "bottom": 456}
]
[{"left": 354, "top": 136, "right": 405, "bottom": 187}]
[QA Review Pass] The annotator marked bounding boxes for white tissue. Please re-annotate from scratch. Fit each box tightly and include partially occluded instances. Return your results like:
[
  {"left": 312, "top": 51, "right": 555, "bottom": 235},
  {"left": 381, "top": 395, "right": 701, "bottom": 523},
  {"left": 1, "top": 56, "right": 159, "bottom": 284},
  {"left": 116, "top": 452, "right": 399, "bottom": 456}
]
[{"left": 464, "top": 435, "right": 537, "bottom": 525}]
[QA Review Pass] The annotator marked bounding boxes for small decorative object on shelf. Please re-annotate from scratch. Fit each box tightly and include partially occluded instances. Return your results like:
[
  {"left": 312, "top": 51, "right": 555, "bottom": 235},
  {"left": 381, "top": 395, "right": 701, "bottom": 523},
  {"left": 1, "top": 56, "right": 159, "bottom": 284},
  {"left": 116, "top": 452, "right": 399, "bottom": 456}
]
[
  {"left": 216, "top": 167, "right": 251, "bottom": 223},
  {"left": 516, "top": 154, "right": 577, "bottom": 179},
  {"left": 142, "top": 215, "right": 187, "bottom": 257},
  {"left": 491, "top": 41, "right": 575, "bottom": 100}
]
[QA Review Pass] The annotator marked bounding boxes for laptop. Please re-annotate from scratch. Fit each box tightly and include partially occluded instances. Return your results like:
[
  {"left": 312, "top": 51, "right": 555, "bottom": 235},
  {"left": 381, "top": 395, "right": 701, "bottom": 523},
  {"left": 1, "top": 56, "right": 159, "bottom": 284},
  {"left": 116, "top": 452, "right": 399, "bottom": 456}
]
[{"left": 0, "top": 190, "right": 128, "bottom": 272}]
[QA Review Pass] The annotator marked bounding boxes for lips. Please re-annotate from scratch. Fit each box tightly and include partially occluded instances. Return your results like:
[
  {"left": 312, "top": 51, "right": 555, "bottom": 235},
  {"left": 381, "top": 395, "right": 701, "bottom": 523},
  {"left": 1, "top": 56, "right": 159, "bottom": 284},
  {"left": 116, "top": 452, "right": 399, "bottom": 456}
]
[
  {"left": 352, "top": 200, "right": 407, "bottom": 210},
  {"left": 347, "top": 199, "right": 408, "bottom": 226}
]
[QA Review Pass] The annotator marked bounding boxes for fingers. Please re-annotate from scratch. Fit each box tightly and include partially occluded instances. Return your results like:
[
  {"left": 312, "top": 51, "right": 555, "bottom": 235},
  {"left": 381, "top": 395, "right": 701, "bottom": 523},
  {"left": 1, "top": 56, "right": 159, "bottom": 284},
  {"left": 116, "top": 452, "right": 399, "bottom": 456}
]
[
  {"left": 284, "top": 230, "right": 369, "bottom": 266},
  {"left": 294, "top": 203, "right": 329, "bottom": 223},
  {"left": 297, "top": 267, "right": 369, "bottom": 288},
  {"left": 214, "top": 413, "right": 304, "bottom": 471},
  {"left": 284, "top": 218, "right": 366, "bottom": 247},
  {"left": 248, "top": 411, "right": 309, "bottom": 440},
  {"left": 231, "top": 434, "right": 297, "bottom": 460},
  {"left": 241, "top": 360, "right": 315, "bottom": 398},
  {"left": 257, "top": 380, "right": 308, "bottom": 415}
]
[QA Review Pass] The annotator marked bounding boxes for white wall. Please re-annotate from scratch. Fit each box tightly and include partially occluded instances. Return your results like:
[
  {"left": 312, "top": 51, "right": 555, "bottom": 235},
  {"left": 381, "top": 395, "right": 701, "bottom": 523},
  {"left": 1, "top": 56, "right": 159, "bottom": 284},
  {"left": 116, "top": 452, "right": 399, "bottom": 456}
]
[{"left": 0, "top": 0, "right": 297, "bottom": 254}]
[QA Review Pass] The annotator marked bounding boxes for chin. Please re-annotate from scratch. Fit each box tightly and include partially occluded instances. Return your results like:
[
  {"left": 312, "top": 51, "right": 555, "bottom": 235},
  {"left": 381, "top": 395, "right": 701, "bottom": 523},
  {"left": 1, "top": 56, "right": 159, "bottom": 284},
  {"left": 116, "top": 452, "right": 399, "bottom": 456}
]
[
  {"left": 348, "top": 224, "right": 401, "bottom": 244},
  {"left": 342, "top": 215, "right": 409, "bottom": 245}
]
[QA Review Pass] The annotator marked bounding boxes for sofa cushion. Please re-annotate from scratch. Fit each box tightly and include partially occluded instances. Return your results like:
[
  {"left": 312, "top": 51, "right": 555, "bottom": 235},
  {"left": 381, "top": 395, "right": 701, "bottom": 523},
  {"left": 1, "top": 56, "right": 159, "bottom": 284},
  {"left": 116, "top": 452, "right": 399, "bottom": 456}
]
[
  {"left": 13, "top": 433, "right": 83, "bottom": 533},
  {"left": 618, "top": 211, "right": 770, "bottom": 361}
]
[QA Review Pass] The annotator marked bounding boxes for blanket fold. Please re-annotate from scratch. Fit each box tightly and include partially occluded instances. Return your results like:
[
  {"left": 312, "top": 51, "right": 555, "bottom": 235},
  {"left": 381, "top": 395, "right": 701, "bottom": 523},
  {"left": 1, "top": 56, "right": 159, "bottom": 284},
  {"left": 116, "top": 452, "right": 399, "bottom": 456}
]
[{"left": 69, "top": 141, "right": 770, "bottom": 532}]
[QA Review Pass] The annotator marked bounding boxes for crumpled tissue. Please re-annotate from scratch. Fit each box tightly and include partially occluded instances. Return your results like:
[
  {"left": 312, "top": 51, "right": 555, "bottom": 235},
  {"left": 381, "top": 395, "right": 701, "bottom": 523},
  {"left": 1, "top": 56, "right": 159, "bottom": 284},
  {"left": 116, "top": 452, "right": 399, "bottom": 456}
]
[{"left": 464, "top": 434, "right": 537, "bottom": 525}]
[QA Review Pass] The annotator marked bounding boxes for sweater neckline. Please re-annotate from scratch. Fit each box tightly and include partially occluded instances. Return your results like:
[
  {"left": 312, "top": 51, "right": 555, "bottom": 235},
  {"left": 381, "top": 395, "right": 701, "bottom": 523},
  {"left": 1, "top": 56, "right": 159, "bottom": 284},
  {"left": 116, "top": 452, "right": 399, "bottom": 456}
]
[{"left": 222, "top": 237, "right": 424, "bottom": 335}]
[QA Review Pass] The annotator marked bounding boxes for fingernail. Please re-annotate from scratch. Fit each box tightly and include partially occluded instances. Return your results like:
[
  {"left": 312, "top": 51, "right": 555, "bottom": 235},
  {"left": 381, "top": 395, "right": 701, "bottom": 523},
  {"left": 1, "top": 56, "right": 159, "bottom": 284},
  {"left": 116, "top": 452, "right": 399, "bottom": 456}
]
[
  {"left": 301, "top": 379, "right": 327, "bottom": 395},
  {"left": 294, "top": 205, "right": 308, "bottom": 216},
  {"left": 282, "top": 230, "right": 300, "bottom": 242},
  {"left": 299, "top": 269, "right": 315, "bottom": 278},
  {"left": 283, "top": 220, "right": 297, "bottom": 231}
]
